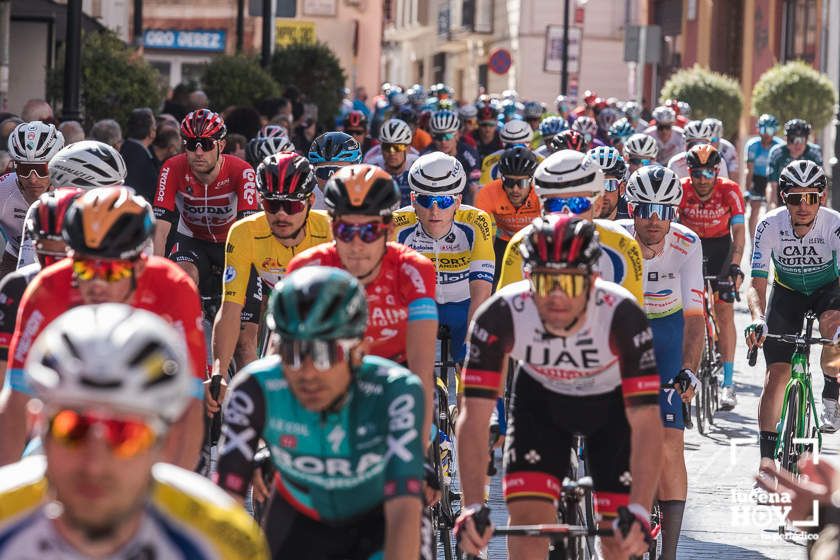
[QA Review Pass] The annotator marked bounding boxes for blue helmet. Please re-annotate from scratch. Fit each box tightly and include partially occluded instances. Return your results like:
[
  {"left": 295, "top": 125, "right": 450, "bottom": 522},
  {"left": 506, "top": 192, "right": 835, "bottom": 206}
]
[
  {"left": 308, "top": 132, "right": 362, "bottom": 165},
  {"left": 539, "top": 116, "right": 568, "bottom": 138},
  {"left": 757, "top": 114, "right": 778, "bottom": 131},
  {"left": 608, "top": 118, "right": 635, "bottom": 144}
]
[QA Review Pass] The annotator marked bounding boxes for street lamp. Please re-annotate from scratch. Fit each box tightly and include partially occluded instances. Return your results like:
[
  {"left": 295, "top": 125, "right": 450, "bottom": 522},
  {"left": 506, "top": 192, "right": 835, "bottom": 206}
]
[{"left": 62, "top": 0, "right": 82, "bottom": 122}]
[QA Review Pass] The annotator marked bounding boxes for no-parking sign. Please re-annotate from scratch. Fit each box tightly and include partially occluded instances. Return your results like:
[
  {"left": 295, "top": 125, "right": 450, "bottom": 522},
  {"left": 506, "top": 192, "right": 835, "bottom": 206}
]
[{"left": 488, "top": 49, "right": 512, "bottom": 75}]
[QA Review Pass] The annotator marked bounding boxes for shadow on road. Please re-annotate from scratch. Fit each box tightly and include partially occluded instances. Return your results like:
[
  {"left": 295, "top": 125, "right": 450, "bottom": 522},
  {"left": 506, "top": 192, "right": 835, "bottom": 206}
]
[{"left": 678, "top": 534, "right": 788, "bottom": 559}]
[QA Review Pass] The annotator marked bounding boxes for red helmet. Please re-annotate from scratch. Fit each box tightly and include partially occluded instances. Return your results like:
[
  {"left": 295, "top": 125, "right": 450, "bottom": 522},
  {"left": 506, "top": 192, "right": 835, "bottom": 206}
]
[
  {"left": 520, "top": 214, "right": 601, "bottom": 271},
  {"left": 583, "top": 90, "right": 598, "bottom": 106},
  {"left": 26, "top": 187, "right": 84, "bottom": 266},
  {"left": 664, "top": 98, "right": 681, "bottom": 115},
  {"left": 181, "top": 109, "right": 227, "bottom": 140},
  {"left": 549, "top": 130, "right": 587, "bottom": 153},
  {"left": 343, "top": 110, "right": 368, "bottom": 132},
  {"left": 256, "top": 152, "right": 316, "bottom": 200}
]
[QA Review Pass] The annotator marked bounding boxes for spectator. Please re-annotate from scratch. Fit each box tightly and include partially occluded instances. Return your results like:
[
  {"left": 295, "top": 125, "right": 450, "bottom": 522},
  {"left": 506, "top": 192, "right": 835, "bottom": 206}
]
[
  {"left": 270, "top": 113, "right": 293, "bottom": 130},
  {"left": 120, "top": 108, "right": 159, "bottom": 202},
  {"left": 89, "top": 119, "right": 123, "bottom": 150},
  {"left": 157, "top": 113, "right": 181, "bottom": 130},
  {"left": 188, "top": 90, "right": 210, "bottom": 111},
  {"left": 151, "top": 125, "right": 181, "bottom": 164},
  {"left": 0, "top": 117, "right": 23, "bottom": 149},
  {"left": 224, "top": 106, "right": 261, "bottom": 140},
  {"left": 224, "top": 133, "right": 247, "bottom": 160},
  {"left": 292, "top": 118, "right": 317, "bottom": 156},
  {"left": 0, "top": 151, "right": 10, "bottom": 174},
  {"left": 256, "top": 97, "right": 291, "bottom": 125},
  {"left": 353, "top": 86, "right": 370, "bottom": 118},
  {"left": 20, "top": 99, "right": 54, "bottom": 123},
  {"left": 58, "top": 120, "right": 85, "bottom": 145},
  {"left": 163, "top": 84, "right": 191, "bottom": 122}
]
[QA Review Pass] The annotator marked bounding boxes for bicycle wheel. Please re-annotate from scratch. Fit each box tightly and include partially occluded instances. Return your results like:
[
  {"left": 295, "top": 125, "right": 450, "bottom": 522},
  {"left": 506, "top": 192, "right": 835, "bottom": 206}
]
[
  {"left": 705, "top": 367, "right": 717, "bottom": 425},
  {"left": 778, "top": 384, "right": 802, "bottom": 474},
  {"left": 694, "top": 358, "right": 708, "bottom": 435}
]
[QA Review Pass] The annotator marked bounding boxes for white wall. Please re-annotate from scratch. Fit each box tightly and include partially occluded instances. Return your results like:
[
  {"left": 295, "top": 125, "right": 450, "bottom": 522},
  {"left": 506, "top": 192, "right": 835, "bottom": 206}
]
[{"left": 8, "top": 21, "right": 48, "bottom": 115}]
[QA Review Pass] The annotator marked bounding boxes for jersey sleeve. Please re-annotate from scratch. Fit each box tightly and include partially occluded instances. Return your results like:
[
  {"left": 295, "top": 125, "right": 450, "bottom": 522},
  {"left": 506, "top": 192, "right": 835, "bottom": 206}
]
[
  {"left": 15, "top": 206, "right": 36, "bottom": 270},
  {"left": 608, "top": 299, "right": 660, "bottom": 407},
  {"left": 165, "top": 271, "right": 209, "bottom": 386},
  {"left": 0, "top": 273, "right": 26, "bottom": 361},
  {"left": 383, "top": 371, "right": 425, "bottom": 502},
  {"left": 462, "top": 294, "right": 515, "bottom": 399},
  {"left": 222, "top": 223, "right": 253, "bottom": 307},
  {"left": 767, "top": 146, "right": 783, "bottom": 182},
  {"left": 750, "top": 216, "right": 775, "bottom": 278},
  {"left": 7, "top": 277, "right": 59, "bottom": 394},
  {"left": 614, "top": 231, "right": 645, "bottom": 303},
  {"left": 214, "top": 369, "right": 266, "bottom": 498},
  {"left": 154, "top": 159, "right": 180, "bottom": 224},
  {"left": 680, "top": 237, "right": 705, "bottom": 317},
  {"left": 724, "top": 182, "right": 746, "bottom": 224},
  {"left": 473, "top": 182, "right": 494, "bottom": 215},
  {"left": 398, "top": 249, "right": 438, "bottom": 322},
  {"left": 234, "top": 163, "right": 259, "bottom": 219},
  {"left": 468, "top": 210, "right": 496, "bottom": 284},
  {"left": 497, "top": 231, "right": 525, "bottom": 289}
]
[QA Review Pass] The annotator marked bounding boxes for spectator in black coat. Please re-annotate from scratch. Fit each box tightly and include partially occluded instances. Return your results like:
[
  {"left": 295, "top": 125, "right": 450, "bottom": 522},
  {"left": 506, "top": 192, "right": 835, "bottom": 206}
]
[{"left": 120, "top": 108, "right": 159, "bottom": 202}]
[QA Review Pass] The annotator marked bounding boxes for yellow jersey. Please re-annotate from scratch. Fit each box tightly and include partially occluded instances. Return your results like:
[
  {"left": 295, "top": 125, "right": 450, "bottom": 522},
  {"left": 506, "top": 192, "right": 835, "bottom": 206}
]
[
  {"left": 0, "top": 456, "right": 269, "bottom": 559},
  {"left": 223, "top": 210, "right": 332, "bottom": 306},
  {"left": 393, "top": 206, "right": 496, "bottom": 304},
  {"left": 498, "top": 218, "right": 644, "bottom": 302}
]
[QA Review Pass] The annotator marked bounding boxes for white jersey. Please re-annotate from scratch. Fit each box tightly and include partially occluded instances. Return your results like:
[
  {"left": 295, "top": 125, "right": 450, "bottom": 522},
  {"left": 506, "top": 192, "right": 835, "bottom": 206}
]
[
  {"left": 0, "top": 172, "right": 31, "bottom": 259},
  {"left": 16, "top": 204, "right": 36, "bottom": 269},
  {"left": 644, "top": 125, "right": 686, "bottom": 165},
  {"left": 618, "top": 220, "right": 704, "bottom": 319},
  {"left": 718, "top": 138, "right": 738, "bottom": 176},
  {"left": 667, "top": 152, "right": 729, "bottom": 180}
]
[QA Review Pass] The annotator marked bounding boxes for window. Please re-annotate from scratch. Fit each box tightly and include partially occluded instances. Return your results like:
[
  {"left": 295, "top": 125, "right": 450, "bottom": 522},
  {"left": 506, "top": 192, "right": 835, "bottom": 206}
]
[{"left": 782, "top": 0, "right": 818, "bottom": 63}]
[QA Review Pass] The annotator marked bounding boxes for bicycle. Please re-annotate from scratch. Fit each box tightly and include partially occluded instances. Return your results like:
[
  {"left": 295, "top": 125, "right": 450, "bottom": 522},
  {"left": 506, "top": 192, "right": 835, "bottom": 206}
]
[
  {"left": 554, "top": 435, "right": 597, "bottom": 560},
  {"left": 747, "top": 311, "right": 831, "bottom": 475}
]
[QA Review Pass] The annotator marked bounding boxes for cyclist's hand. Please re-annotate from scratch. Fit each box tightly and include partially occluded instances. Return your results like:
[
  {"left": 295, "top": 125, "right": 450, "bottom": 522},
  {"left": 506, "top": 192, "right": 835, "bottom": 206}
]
[
  {"left": 745, "top": 318, "right": 767, "bottom": 348},
  {"left": 608, "top": 504, "right": 651, "bottom": 559},
  {"left": 728, "top": 263, "right": 744, "bottom": 290},
  {"left": 204, "top": 376, "right": 228, "bottom": 416},
  {"left": 252, "top": 467, "right": 271, "bottom": 504},
  {"left": 675, "top": 368, "right": 699, "bottom": 403},
  {"left": 455, "top": 504, "right": 493, "bottom": 556}
]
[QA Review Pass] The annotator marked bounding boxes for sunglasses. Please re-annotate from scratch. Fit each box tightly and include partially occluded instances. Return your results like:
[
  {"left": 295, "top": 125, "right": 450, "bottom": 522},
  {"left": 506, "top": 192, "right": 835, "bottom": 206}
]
[
  {"left": 73, "top": 258, "right": 134, "bottom": 282},
  {"left": 628, "top": 157, "right": 651, "bottom": 166},
  {"left": 479, "top": 122, "right": 497, "bottom": 127},
  {"left": 604, "top": 178, "right": 620, "bottom": 192},
  {"left": 314, "top": 165, "right": 341, "bottom": 181},
  {"left": 48, "top": 409, "right": 157, "bottom": 459},
  {"left": 15, "top": 161, "right": 49, "bottom": 179},
  {"left": 414, "top": 194, "right": 458, "bottom": 210},
  {"left": 689, "top": 168, "right": 716, "bottom": 180},
  {"left": 632, "top": 202, "right": 677, "bottom": 221},
  {"left": 759, "top": 126, "right": 777, "bottom": 135},
  {"left": 183, "top": 138, "right": 217, "bottom": 152},
  {"left": 503, "top": 177, "right": 531, "bottom": 190},
  {"left": 381, "top": 143, "right": 408, "bottom": 154},
  {"left": 543, "top": 196, "right": 594, "bottom": 215},
  {"left": 333, "top": 220, "right": 388, "bottom": 243},
  {"left": 783, "top": 191, "right": 821, "bottom": 206},
  {"left": 432, "top": 133, "right": 456, "bottom": 141},
  {"left": 279, "top": 339, "right": 353, "bottom": 371},
  {"left": 530, "top": 271, "right": 589, "bottom": 298},
  {"left": 262, "top": 197, "right": 307, "bottom": 215},
  {"left": 787, "top": 136, "right": 807, "bottom": 145}
]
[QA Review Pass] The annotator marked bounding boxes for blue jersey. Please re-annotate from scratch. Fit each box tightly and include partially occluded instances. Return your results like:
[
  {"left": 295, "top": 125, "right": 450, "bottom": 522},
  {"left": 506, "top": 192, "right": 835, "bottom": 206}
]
[{"left": 744, "top": 136, "right": 784, "bottom": 177}]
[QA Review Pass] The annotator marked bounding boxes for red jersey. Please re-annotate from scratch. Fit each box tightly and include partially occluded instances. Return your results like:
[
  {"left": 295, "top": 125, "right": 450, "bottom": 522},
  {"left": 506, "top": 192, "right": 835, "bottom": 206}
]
[
  {"left": 154, "top": 153, "right": 258, "bottom": 243},
  {"left": 287, "top": 242, "right": 437, "bottom": 363},
  {"left": 7, "top": 257, "right": 207, "bottom": 396},
  {"left": 678, "top": 177, "right": 745, "bottom": 239}
]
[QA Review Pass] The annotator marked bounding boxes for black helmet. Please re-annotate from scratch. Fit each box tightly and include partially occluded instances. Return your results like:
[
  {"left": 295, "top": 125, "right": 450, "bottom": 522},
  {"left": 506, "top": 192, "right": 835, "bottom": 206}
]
[
  {"left": 308, "top": 132, "right": 362, "bottom": 165},
  {"left": 784, "top": 119, "right": 811, "bottom": 138},
  {"left": 520, "top": 214, "right": 601, "bottom": 271},
  {"left": 324, "top": 164, "right": 401, "bottom": 217},
  {"left": 499, "top": 146, "right": 538, "bottom": 177}
]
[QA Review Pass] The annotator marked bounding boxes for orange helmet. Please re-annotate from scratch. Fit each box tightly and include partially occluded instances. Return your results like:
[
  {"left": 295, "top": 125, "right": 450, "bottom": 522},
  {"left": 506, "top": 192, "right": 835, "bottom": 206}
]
[
  {"left": 685, "top": 144, "right": 721, "bottom": 169},
  {"left": 324, "top": 164, "right": 400, "bottom": 217}
]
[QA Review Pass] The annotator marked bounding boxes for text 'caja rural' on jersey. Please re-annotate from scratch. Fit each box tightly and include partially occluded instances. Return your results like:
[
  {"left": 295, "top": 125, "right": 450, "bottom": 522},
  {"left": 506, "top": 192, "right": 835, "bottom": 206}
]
[
  {"left": 462, "top": 278, "right": 659, "bottom": 404},
  {"left": 751, "top": 206, "right": 840, "bottom": 295},
  {"left": 498, "top": 218, "right": 644, "bottom": 303},
  {"left": 214, "top": 355, "right": 425, "bottom": 523}
]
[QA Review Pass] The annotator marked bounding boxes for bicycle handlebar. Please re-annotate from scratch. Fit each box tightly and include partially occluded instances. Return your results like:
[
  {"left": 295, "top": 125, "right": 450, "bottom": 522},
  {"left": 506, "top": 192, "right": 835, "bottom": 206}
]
[
  {"left": 492, "top": 524, "right": 614, "bottom": 538},
  {"left": 208, "top": 373, "right": 223, "bottom": 446},
  {"left": 747, "top": 334, "right": 835, "bottom": 366}
]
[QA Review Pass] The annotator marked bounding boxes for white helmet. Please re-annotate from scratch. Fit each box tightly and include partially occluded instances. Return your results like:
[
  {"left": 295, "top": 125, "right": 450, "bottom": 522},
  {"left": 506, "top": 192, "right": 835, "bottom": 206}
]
[
  {"left": 49, "top": 140, "right": 127, "bottom": 189},
  {"left": 703, "top": 117, "right": 724, "bottom": 140},
  {"left": 8, "top": 121, "right": 65, "bottom": 162},
  {"left": 683, "top": 120, "right": 713, "bottom": 143},
  {"left": 245, "top": 126, "right": 296, "bottom": 165},
  {"left": 429, "top": 110, "right": 460, "bottom": 134},
  {"left": 624, "top": 133, "right": 659, "bottom": 159},
  {"left": 500, "top": 119, "right": 533, "bottom": 145},
  {"left": 652, "top": 106, "right": 676, "bottom": 125},
  {"left": 622, "top": 101, "right": 642, "bottom": 120},
  {"left": 25, "top": 304, "right": 194, "bottom": 425},
  {"left": 626, "top": 165, "right": 683, "bottom": 205},
  {"left": 534, "top": 149, "right": 605, "bottom": 198},
  {"left": 408, "top": 152, "right": 466, "bottom": 195},
  {"left": 378, "top": 119, "right": 413, "bottom": 145},
  {"left": 571, "top": 116, "right": 597, "bottom": 141},
  {"left": 459, "top": 104, "right": 478, "bottom": 120},
  {"left": 779, "top": 160, "right": 827, "bottom": 192}
]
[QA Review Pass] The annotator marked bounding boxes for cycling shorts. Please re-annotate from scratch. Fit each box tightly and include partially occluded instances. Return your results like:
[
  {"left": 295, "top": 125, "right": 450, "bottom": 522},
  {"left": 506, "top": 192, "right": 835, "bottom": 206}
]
[
  {"left": 764, "top": 281, "right": 840, "bottom": 365},
  {"left": 502, "top": 371, "right": 632, "bottom": 519},
  {"left": 169, "top": 232, "right": 261, "bottom": 324},
  {"left": 748, "top": 175, "right": 768, "bottom": 201},
  {"left": 438, "top": 300, "right": 469, "bottom": 365},
  {"left": 700, "top": 235, "right": 732, "bottom": 296},
  {"left": 650, "top": 311, "right": 686, "bottom": 430}
]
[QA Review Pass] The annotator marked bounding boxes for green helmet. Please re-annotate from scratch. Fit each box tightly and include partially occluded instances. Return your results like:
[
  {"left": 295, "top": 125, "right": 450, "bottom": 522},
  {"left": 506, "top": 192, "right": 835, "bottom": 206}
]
[{"left": 267, "top": 266, "right": 368, "bottom": 341}]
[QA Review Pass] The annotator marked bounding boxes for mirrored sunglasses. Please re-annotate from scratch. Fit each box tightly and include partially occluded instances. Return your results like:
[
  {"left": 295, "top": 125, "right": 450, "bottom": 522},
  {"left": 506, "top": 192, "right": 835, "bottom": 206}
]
[
  {"left": 183, "top": 138, "right": 217, "bottom": 152},
  {"left": 15, "top": 162, "right": 49, "bottom": 179},
  {"left": 502, "top": 177, "right": 531, "bottom": 190},
  {"left": 530, "top": 271, "right": 589, "bottom": 298},
  {"left": 689, "top": 168, "right": 716, "bottom": 180},
  {"left": 783, "top": 191, "right": 821, "bottom": 206},
  {"left": 314, "top": 165, "right": 341, "bottom": 181},
  {"left": 262, "top": 198, "right": 307, "bottom": 215},
  {"left": 414, "top": 194, "right": 457, "bottom": 210},
  {"left": 332, "top": 220, "right": 388, "bottom": 243},
  {"left": 73, "top": 258, "right": 135, "bottom": 282},
  {"left": 632, "top": 202, "right": 677, "bottom": 221},
  {"left": 432, "top": 133, "right": 456, "bottom": 141},
  {"left": 48, "top": 409, "right": 157, "bottom": 459},
  {"left": 543, "top": 196, "right": 594, "bottom": 215},
  {"left": 382, "top": 143, "right": 408, "bottom": 154},
  {"left": 279, "top": 339, "right": 352, "bottom": 371},
  {"left": 604, "top": 178, "right": 620, "bottom": 192}
]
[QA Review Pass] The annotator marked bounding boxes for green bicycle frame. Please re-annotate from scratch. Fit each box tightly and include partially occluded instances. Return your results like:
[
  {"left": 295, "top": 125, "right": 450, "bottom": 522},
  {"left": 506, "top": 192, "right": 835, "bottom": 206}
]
[{"left": 774, "top": 349, "right": 823, "bottom": 462}]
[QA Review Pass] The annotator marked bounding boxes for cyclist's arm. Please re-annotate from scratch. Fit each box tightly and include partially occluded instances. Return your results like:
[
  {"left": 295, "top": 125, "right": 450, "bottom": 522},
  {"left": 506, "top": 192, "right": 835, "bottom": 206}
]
[
  {"left": 625, "top": 404, "right": 663, "bottom": 512},
  {"left": 467, "top": 210, "right": 496, "bottom": 319},
  {"left": 748, "top": 216, "right": 773, "bottom": 319},
  {"left": 497, "top": 231, "right": 525, "bottom": 289},
  {"left": 467, "top": 280, "right": 492, "bottom": 326},
  {"left": 153, "top": 221, "right": 171, "bottom": 257},
  {"left": 744, "top": 143, "right": 755, "bottom": 195},
  {"left": 680, "top": 237, "right": 706, "bottom": 370},
  {"left": 384, "top": 496, "right": 422, "bottom": 560},
  {"left": 212, "top": 227, "right": 252, "bottom": 378},
  {"left": 0, "top": 272, "right": 25, "bottom": 388},
  {"left": 212, "top": 302, "right": 243, "bottom": 377},
  {"left": 748, "top": 277, "right": 769, "bottom": 321}
]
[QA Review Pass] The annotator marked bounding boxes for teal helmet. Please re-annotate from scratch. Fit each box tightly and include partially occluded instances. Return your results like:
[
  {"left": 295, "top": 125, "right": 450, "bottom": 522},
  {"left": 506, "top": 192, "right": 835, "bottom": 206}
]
[{"left": 267, "top": 266, "right": 368, "bottom": 341}]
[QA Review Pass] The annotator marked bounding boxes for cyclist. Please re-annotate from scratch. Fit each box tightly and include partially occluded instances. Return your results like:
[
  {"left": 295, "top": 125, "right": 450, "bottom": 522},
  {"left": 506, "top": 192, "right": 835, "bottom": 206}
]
[
  {"left": 549, "top": 129, "right": 589, "bottom": 153},
  {"left": 667, "top": 120, "right": 730, "bottom": 180},
  {"left": 479, "top": 120, "right": 536, "bottom": 185},
  {"left": 210, "top": 152, "right": 332, "bottom": 396},
  {"left": 572, "top": 115, "right": 604, "bottom": 149},
  {"left": 744, "top": 114, "right": 784, "bottom": 238},
  {"left": 0, "top": 304, "right": 268, "bottom": 559},
  {"left": 1, "top": 121, "right": 64, "bottom": 276},
  {"left": 767, "top": 118, "right": 823, "bottom": 209},
  {"left": 679, "top": 144, "right": 746, "bottom": 409},
  {"left": 704, "top": 117, "right": 739, "bottom": 179},
  {"left": 644, "top": 106, "right": 685, "bottom": 165},
  {"left": 393, "top": 152, "right": 495, "bottom": 394},
  {"left": 471, "top": 104, "right": 503, "bottom": 162},
  {"left": 660, "top": 98, "right": 690, "bottom": 128},
  {"left": 607, "top": 117, "right": 635, "bottom": 153},
  {"left": 307, "top": 131, "right": 363, "bottom": 210},
  {"left": 497, "top": 149, "right": 644, "bottom": 304},
  {"left": 244, "top": 124, "right": 296, "bottom": 167},
  {"left": 620, "top": 166, "right": 705, "bottom": 560},
  {"left": 746, "top": 161, "right": 840, "bottom": 455},
  {"left": 343, "top": 109, "right": 377, "bottom": 155},
  {"left": 622, "top": 100, "right": 648, "bottom": 133},
  {"left": 425, "top": 109, "right": 481, "bottom": 202},
  {"left": 624, "top": 133, "right": 660, "bottom": 175},
  {"left": 523, "top": 100, "right": 545, "bottom": 133},
  {"left": 459, "top": 104, "right": 479, "bottom": 149},
  {"left": 215, "top": 267, "right": 426, "bottom": 559},
  {"left": 588, "top": 146, "right": 629, "bottom": 220},
  {"left": 363, "top": 118, "right": 419, "bottom": 206},
  {"left": 0, "top": 187, "right": 207, "bottom": 469},
  {"left": 475, "top": 145, "right": 541, "bottom": 281},
  {"left": 534, "top": 116, "right": 568, "bottom": 158},
  {"left": 287, "top": 164, "right": 438, "bottom": 439},
  {"left": 152, "top": 109, "right": 259, "bottom": 296},
  {"left": 455, "top": 214, "right": 663, "bottom": 560}
]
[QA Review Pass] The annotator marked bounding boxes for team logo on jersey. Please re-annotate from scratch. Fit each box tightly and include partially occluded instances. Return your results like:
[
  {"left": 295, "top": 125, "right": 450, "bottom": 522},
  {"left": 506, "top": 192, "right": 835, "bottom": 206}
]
[{"left": 224, "top": 266, "right": 237, "bottom": 283}]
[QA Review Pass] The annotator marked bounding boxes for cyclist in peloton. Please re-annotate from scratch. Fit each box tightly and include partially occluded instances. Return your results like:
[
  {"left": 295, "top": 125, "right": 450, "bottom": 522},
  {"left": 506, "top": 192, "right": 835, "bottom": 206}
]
[
  {"left": 534, "top": 116, "right": 568, "bottom": 158},
  {"left": 644, "top": 106, "right": 685, "bottom": 165},
  {"left": 0, "top": 188, "right": 207, "bottom": 469},
  {"left": 424, "top": 110, "right": 481, "bottom": 202},
  {"left": 619, "top": 166, "right": 705, "bottom": 560},
  {"left": 455, "top": 214, "right": 663, "bottom": 560},
  {"left": 587, "top": 146, "right": 628, "bottom": 220},
  {"left": 1, "top": 121, "right": 64, "bottom": 277},
  {"left": 679, "top": 144, "right": 746, "bottom": 410},
  {"left": 208, "top": 152, "right": 332, "bottom": 412},
  {"left": 766, "top": 119, "right": 823, "bottom": 209},
  {"left": 744, "top": 114, "right": 784, "bottom": 237},
  {"left": 215, "top": 267, "right": 426, "bottom": 559},
  {"left": 0, "top": 304, "right": 268, "bottom": 559},
  {"left": 704, "top": 118, "right": 739, "bottom": 179},
  {"left": 745, "top": 161, "right": 840, "bottom": 473},
  {"left": 364, "top": 118, "right": 419, "bottom": 206},
  {"left": 307, "top": 131, "right": 363, "bottom": 210},
  {"left": 244, "top": 124, "right": 296, "bottom": 168},
  {"left": 667, "top": 119, "right": 730, "bottom": 180},
  {"left": 479, "top": 119, "right": 539, "bottom": 186}
]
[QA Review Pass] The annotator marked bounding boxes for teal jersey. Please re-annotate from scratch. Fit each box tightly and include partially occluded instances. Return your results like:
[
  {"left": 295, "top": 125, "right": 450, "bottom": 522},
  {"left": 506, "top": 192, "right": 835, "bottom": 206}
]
[{"left": 215, "top": 354, "right": 425, "bottom": 522}]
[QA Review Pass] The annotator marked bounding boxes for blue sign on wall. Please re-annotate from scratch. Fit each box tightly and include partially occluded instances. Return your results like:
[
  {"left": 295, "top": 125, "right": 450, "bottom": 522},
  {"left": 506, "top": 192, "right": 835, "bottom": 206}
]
[{"left": 143, "top": 29, "right": 227, "bottom": 52}]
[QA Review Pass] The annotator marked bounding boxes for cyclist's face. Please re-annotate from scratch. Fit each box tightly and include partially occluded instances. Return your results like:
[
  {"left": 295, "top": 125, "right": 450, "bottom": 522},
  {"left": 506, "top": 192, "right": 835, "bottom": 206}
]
[
  {"left": 315, "top": 161, "right": 351, "bottom": 189},
  {"left": 264, "top": 196, "right": 310, "bottom": 240},
  {"left": 186, "top": 139, "right": 223, "bottom": 174},
  {"left": 413, "top": 194, "right": 460, "bottom": 238},
  {"left": 532, "top": 271, "right": 593, "bottom": 334},
  {"left": 785, "top": 187, "right": 823, "bottom": 226},
  {"left": 478, "top": 123, "right": 496, "bottom": 143},
  {"left": 502, "top": 176, "right": 532, "bottom": 206},
  {"left": 17, "top": 173, "right": 52, "bottom": 205},
  {"left": 334, "top": 215, "right": 390, "bottom": 279},
  {"left": 689, "top": 167, "right": 717, "bottom": 195},
  {"left": 433, "top": 135, "right": 457, "bottom": 155},
  {"left": 284, "top": 355, "right": 353, "bottom": 411},
  {"left": 382, "top": 147, "right": 407, "bottom": 170},
  {"left": 599, "top": 187, "right": 620, "bottom": 219},
  {"left": 633, "top": 213, "right": 671, "bottom": 246},
  {"left": 787, "top": 136, "right": 807, "bottom": 158},
  {"left": 75, "top": 258, "right": 139, "bottom": 305}
]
